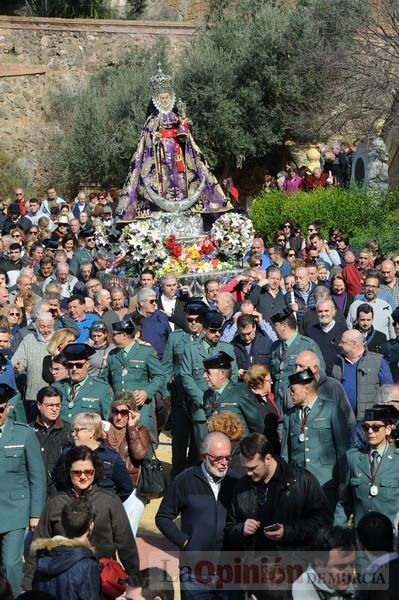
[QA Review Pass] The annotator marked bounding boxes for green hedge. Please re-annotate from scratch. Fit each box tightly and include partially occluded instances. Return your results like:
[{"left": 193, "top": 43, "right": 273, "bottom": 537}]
[{"left": 250, "top": 186, "right": 399, "bottom": 253}]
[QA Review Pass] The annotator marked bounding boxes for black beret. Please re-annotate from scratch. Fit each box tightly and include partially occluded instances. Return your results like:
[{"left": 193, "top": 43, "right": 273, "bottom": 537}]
[
  {"left": 288, "top": 368, "right": 315, "bottom": 386},
  {"left": 203, "top": 351, "right": 233, "bottom": 370},
  {"left": 270, "top": 308, "right": 293, "bottom": 324},
  {"left": 0, "top": 383, "right": 16, "bottom": 402},
  {"left": 112, "top": 320, "right": 135, "bottom": 334},
  {"left": 202, "top": 310, "right": 223, "bottom": 329},
  {"left": 63, "top": 343, "right": 95, "bottom": 361},
  {"left": 82, "top": 228, "right": 95, "bottom": 238},
  {"left": 364, "top": 404, "right": 398, "bottom": 422}
]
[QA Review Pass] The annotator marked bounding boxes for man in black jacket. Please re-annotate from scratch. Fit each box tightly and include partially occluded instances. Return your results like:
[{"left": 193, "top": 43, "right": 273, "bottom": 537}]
[
  {"left": 232, "top": 314, "right": 273, "bottom": 379},
  {"left": 225, "top": 433, "right": 333, "bottom": 556},
  {"left": 156, "top": 432, "right": 238, "bottom": 600},
  {"left": 29, "top": 386, "right": 71, "bottom": 493}
]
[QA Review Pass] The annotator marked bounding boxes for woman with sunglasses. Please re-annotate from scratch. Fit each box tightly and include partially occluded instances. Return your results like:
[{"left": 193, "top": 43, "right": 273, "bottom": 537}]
[
  {"left": 69, "top": 411, "right": 133, "bottom": 503},
  {"left": 335, "top": 404, "right": 399, "bottom": 527},
  {"left": 0, "top": 303, "right": 24, "bottom": 354},
  {"left": 88, "top": 320, "right": 114, "bottom": 376},
  {"left": 104, "top": 391, "right": 150, "bottom": 535},
  {"left": 24, "top": 445, "right": 139, "bottom": 590}
]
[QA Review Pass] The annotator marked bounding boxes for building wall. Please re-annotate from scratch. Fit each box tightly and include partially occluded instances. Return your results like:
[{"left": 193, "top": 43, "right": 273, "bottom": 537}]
[{"left": 0, "top": 16, "right": 195, "bottom": 191}]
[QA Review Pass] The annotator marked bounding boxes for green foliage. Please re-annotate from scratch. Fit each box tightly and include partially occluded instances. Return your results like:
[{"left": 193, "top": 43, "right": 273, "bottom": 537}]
[
  {"left": 48, "top": 43, "right": 168, "bottom": 195},
  {"left": 25, "top": 0, "right": 109, "bottom": 18},
  {"left": 125, "top": 0, "right": 146, "bottom": 18},
  {"left": 0, "top": 150, "right": 30, "bottom": 201},
  {"left": 250, "top": 186, "right": 399, "bottom": 253}
]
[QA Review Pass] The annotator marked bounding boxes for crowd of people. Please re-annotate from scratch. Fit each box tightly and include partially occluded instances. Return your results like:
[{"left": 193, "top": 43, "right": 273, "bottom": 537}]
[
  {"left": 0, "top": 183, "right": 398, "bottom": 600},
  {"left": 260, "top": 141, "right": 353, "bottom": 195}
]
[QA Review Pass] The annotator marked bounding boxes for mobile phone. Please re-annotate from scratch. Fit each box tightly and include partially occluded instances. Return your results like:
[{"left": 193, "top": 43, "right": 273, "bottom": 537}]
[{"left": 263, "top": 523, "right": 279, "bottom": 532}]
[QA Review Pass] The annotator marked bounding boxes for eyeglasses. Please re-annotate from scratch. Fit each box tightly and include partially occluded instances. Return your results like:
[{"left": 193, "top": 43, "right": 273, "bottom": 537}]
[
  {"left": 308, "top": 228, "right": 317, "bottom": 232},
  {"left": 112, "top": 408, "right": 130, "bottom": 417},
  {"left": 42, "top": 403, "right": 61, "bottom": 409},
  {"left": 0, "top": 404, "right": 9, "bottom": 414},
  {"left": 71, "top": 427, "right": 88, "bottom": 434},
  {"left": 12, "top": 234, "right": 22, "bottom": 238},
  {"left": 283, "top": 224, "right": 291, "bottom": 228},
  {"left": 277, "top": 238, "right": 285, "bottom": 243},
  {"left": 208, "top": 327, "right": 222, "bottom": 333},
  {"left": 9, "top": 312, "right": 20, "bottom": 317},
  {"left": 15, "top": 193, "right": 23, "bottom": 197},
  {"left": 393, "top": 260, "right": 399, "bottom": 265},
  {"left": 85, "top": 237, "right": 95, "bottom": 242},
  {"left": 148, "top": 299, "right": 157, "bottom": 304},
  {"left": 67, "top": 361, "right": 87, "bottom": 369},
  {"left": 205, "top": 453, "right": 232, "bottom": 464},
  {"left": 394, "top": 321, "right": 399, "bottom": 326},
  {"left": 288, "top": 253, "right": 296, "bottom": 258},
  {"left": 361, "top": 423, "right": 386, "bottom": 433},
  {"left": 187, "top": 316, "right": 200, "bottom": 323},
  {"left": 29, "top": 230, "right": 39, "bottom": 234},
  {"left": 253, "top": 262, "right": 261, "bottom": 267},
  {"left": 70, "top": 468, "right": 94, "bottom": 478}
]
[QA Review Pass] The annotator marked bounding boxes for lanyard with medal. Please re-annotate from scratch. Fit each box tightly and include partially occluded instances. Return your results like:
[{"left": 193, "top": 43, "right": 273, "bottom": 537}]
[
  {"left": 68, "top": 383, "right": 79, "bottom": 410},
  {"left": 369, "top": 446, "right": 388, "bottom": 497},
  {"left": 298, "top": 406, "right": 310, "bottom": 443}
]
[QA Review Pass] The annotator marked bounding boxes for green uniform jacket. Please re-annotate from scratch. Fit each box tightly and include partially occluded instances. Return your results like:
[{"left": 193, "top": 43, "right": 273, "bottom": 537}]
[
  {"left": 161, "top": 329, "right": 198, "bottom": 402},
  {"left": 270, "top": 333, "right": 325, "bottom": 407},
  {"left": 9, "top": 391, "right": 27, "bottom": 423},
  {"left": 203, "top": 380, "right": 263, "bottom": 436},
  {"left": 0, "top": 419, "right": 46, "bottom": 533},
  {"left": 281, "top": 396, "right": 349, "bottom": 488},
  {"left": 101, "top": 342, "right": 165, "bottom": 398},
  {"left": 69, "top": 247, "right": 96, "bottom": 276},
  {"left": 180, "top": 337, "right": 238, "bottom": 422},
  {"left": 335, "top": 445, "right": 399, "bottom": 527},
  {"left": 54, "top": 376, "right": 113, "bottom": 423}
]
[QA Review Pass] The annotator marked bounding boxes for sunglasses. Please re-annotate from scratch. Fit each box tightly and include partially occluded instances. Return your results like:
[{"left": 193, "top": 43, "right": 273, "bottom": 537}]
[
  {"left": 277, "top": 238, "right": 285, "bottom": 242},
  {"left": 361, "top": 423, "right": 387, "bottom": 433},
  {"left": 187, "top": 316, "right": 200, "bottom": 323},
  {"left": 85, "top": 237, "right": 95, "bottom": 242},
  {"left": 29, "top": 230, "right": 39, "bottom": 234},
  {"left": 148, "top": 299, "right": 157, "bottom": 304},
  {"left": 288, "top": 253, "right": 296, "bottom": 258},
  {"left": 91, "top": 324, "right": 107, "bottom": 332},
  {"left": 254, "top": 262, "right": 261, "bottom": 267},
  {"left": 208, "top": 327, "right": 222, "bottom": 333},
  {"left": 16, "top": 193, "right": 23, "bottom": 196},
  {"left": 308, "top": 228, "right": 317, "bottom": 232},
  {"left": 70, "top": 469, "right": 94, "bottom": 478},
  {"left": 112, "top": 408, "right": 130, "bottom": 417},
  {"left": 0, "top": 404, "right": 9, "bottom": 414},
  {"left": 67, "top": 361, "right": 87, "bottom": 369},
  {"left": 9, "top": 312, "right": 20, "bottom": 316}
]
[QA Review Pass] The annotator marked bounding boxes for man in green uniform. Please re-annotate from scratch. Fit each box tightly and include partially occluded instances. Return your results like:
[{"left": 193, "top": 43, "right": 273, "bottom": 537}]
[
  {"left": 180, "top": 310, "right": 238, "bottom": 452},
  {"left": 162, "top": 299, "right": 207, "bottom": 476},
  {"left": 0, "top": 386, "right": 46, "bottom": 595},
  {"left": 69, "top": 229, "right": 97, "bottom": 276},
  {"left": 54, "top": 343, "right": 113, "bottom": 422},
  {"left": 335, "top": 404, "right": 399, "bottom": 527},
  {"left": 281, "top": 368, "right": 349, "bottom": 509},
  {"left": 203, "top": 351, "right": 263, "bottom": 437},
  {"left": 270, "top": 309, "right": 325, "bottom": 408},
  {"left": 101, "top": 320, "right": 164, "bottom": 430}
]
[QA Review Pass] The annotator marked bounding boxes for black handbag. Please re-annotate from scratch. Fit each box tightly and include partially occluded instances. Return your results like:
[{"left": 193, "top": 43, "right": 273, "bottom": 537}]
[{"left": 137, "top": 445, "right": 170, "bottom": 500}]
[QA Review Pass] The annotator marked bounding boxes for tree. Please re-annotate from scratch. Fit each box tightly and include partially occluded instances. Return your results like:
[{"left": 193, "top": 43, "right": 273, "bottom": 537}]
[
  {"left": 25, "top": 0, "right": 109, "bottom": 18},
  {"left": 48, "top": 0, "right": 366, "bottom": 191}
]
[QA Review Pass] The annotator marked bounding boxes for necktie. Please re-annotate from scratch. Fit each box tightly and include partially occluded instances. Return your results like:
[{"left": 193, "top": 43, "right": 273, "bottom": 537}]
[
  {"left": 371, "top": 450, "right": 380, "bottom": 470},
  {"left": 68, "top": 383, "right": 80, "bottom": 408},
  {"left": 211, "top": 392, "right": 220, "bottom": 414},
  {"left": 280, "top": 341, "right": 287, "bottom": 360},
  {"left": 301, "top": 405, "right": 311, "bottom": 421},
  {"left": 208, "top": 344, "right": 214, "bottom": 355}
]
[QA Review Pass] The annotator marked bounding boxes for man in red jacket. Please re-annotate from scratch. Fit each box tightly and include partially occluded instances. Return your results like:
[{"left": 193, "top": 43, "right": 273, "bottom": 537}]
[{"left": 342, "top": 248, "right": 373, "bottom": 296}]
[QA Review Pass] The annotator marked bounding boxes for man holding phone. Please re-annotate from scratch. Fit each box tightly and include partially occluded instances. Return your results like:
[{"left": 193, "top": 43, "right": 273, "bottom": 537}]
[{"left": 225, "top": 433, "right": 332, "bottom": 554}]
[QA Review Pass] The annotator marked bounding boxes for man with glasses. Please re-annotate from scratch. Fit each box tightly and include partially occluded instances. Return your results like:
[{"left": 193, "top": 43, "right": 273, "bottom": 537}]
[
  {"left": 54, "top": 343, "right": 113, "bottom": 422},
  {"left": 181, "top": 310, "right": 238, "bottom": 454},
  {"left": 379, "top": 259, "right": 399, "bottom": 310},
  {"left": 346, "top": 275, "right": 395, "bottom": 339},
  {"left": 156, "top": 432, "right": 238, "bottom": 600},
  {"left": 335, "top": 404, "right": 399, "bottom": 527},
  {"left": 162, "top": 300, "right": 207, "bottom": 476},
  {"left": 14, "top": 187, "right": 27, "bottom": 215},
  {"left": 102, "top": 320, "right": 164, "bottom": 430},
  {"left": 69, "top": 229, "right": 97, "bottom": 276},
  {"left": 0, "top": 385, "right": 46, "bottom": 596},
  {"left": 268, "top": 245, "right": 291, "bottom": 277},
  {"left": 126, "top": 287, "right": 171, "bottom": 359},
  {"left": 29, "top": 385, "right": 71, "bottom": 493}
]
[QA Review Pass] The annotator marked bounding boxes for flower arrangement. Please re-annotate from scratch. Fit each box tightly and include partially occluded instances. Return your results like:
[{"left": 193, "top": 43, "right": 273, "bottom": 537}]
[
  {"left": 94, "top": 221, "right": 110, "bottom": 248},
  {"left": 119, "top": 221, "right": 166, "bottom": 264},
  {"left": 211, "top": 213, "right": 254, "bottom": 258}
]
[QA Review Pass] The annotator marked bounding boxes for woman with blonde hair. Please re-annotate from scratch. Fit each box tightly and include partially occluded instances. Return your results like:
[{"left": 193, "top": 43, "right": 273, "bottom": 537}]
[
  {"left": 104, "top": 391, "right": 150, "bottom": 535},
  {"left": 68, "top": 411, "right": 133, "bottom": 504},
  {"left": 43, "top": 327, "right": 76, "bottom": 383},
  {"left": 244, "top": 364, "right": 281, "bottom": 453},
  {"left": 0, "top": 303, "right": 23, "bottom": 354}
]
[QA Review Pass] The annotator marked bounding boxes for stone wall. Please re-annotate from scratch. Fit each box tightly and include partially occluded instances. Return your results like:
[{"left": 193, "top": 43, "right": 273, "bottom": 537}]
[{"left": 0, "top": 16, "right": 195, "bottom": 194}]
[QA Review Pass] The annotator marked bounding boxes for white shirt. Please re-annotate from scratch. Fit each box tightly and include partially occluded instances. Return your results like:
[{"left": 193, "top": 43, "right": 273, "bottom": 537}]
[
  {"left": 201, "top": 463, "right": 223, "bottom": 500},
  {"left": 161, "top": 294, "right": 176, "bottom": 331}
]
